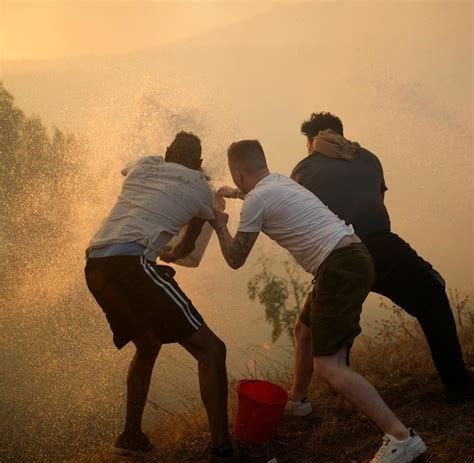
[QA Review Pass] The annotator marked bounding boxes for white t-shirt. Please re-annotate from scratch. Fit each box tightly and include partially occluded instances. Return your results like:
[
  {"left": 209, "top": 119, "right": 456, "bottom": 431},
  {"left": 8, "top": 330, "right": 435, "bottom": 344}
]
[
  {"left": 238, "top": 173, "right": 354, "bottom": 275},
  {"left": 87, "top": 156, "right": 214, "bottom": 260}
]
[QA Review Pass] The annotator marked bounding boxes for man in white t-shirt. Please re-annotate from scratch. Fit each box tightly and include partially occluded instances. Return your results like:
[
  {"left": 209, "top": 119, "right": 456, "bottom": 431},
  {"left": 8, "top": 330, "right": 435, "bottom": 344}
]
[
  {"left": 211, "top": 140, "right": 426, "bottom": 463},
  {"left": 85, "top": 132, "right": 262, "bottom": 463}
]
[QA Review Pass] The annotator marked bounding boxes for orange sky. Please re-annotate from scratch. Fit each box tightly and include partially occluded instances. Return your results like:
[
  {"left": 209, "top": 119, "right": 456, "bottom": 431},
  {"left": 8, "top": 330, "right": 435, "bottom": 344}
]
[{"left": 1, "top": 1, "right": 275, "bottom": 61}]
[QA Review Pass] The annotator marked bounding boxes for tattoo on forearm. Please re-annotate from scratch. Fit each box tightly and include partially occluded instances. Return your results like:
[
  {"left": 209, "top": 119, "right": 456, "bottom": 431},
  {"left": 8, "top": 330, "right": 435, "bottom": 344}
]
[{"left": 215, "top": 228, "right": 257, "bottom": 269}]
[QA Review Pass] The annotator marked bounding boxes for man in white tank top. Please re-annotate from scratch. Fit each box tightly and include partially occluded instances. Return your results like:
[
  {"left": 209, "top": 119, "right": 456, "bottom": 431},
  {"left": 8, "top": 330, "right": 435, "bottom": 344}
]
[{"left": 211, "top": 140, "right": 426, "bottom": 463}]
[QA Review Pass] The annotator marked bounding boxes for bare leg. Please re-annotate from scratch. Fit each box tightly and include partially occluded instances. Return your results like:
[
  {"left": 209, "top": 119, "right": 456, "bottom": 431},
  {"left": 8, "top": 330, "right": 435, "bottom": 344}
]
[
  {"left": 180, "top": 324, "right": 229, "bottom": 448},
  {"left": 290, "top": 320, "right": 314, "bottom": 401},
  {"left": 314, "top": 346, "right": 409, "bottom": 439},
  {"left": 125, "top": 329, "right": 161, "bottom": 434}
]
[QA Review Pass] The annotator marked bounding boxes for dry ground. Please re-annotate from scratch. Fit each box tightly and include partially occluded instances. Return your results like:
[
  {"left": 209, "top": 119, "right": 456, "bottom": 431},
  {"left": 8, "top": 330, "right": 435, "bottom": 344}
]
[{"left": 72, "top": 295, "right": 474, "bottom": 463}]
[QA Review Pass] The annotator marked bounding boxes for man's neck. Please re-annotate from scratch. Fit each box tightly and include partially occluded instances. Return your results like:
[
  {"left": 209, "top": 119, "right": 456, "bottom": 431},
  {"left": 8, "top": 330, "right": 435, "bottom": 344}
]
[{"left": 250, "top": 170, "right": 271, "bottom": 190}]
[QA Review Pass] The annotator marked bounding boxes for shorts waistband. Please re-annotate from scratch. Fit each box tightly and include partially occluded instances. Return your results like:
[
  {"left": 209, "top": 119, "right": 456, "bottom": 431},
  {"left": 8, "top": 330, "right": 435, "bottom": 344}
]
[{"left": 312, "top": 243, "right": 370, "bottom": 282}]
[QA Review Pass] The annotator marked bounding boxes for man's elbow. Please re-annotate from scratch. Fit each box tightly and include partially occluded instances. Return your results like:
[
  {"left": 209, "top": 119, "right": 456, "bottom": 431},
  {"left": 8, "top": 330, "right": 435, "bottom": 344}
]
[
  {"left": 175, "top": 243, "right": 195, "bottom": 259},
  {"left": 227, "top": 257, "right": 245, "bottom": 270},
  {"left": 228, "top": 261, "right": 243, "bottom": 270}
]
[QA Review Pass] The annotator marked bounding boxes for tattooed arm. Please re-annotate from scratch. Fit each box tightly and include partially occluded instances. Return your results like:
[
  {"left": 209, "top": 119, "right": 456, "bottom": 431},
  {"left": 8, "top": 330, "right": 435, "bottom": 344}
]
[{"left": 210, "top": 209, "right": 259, "bottom": 269}]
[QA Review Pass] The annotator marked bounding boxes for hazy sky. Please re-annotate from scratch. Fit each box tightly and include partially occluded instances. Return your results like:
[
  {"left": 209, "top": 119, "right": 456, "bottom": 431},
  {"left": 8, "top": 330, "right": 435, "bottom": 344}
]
[
  {"left": 1, "top": 0, "right": 472, "bottom": 296},
  {"left": 1, "top": 1, "right": 275, "bottom": 61}
]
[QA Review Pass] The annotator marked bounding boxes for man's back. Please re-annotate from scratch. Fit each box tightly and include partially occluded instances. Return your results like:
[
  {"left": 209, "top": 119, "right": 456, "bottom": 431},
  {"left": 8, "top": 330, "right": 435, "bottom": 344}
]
[
  {"left": 87, "top": 156, "right": 214, "bottom": 259},
  {"left": 291, "top": 147, "right": 390, "bottom": 239},
  {"left": 238, "top": 173, "right": 353, "bottom": 274}
]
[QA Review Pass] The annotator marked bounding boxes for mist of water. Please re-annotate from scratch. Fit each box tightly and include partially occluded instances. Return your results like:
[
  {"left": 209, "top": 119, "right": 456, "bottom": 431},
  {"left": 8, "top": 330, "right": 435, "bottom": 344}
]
[{"left": 0, "top": 80, "right": 276, "bottom": 461}]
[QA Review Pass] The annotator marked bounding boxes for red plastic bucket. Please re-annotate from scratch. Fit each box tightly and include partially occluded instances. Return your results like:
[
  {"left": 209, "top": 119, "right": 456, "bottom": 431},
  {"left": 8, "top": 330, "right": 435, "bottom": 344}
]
[{"left": 234, "top": 379, "right": 289, "bottom": 443}]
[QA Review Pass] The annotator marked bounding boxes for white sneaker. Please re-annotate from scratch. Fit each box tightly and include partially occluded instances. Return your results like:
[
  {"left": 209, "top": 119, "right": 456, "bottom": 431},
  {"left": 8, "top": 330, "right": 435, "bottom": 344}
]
[
  {"left": 370, "top": 429, "right": 427, "bottom": 463},
  {"left": 284, "top": 396, "right": 313, "bottom": 416}
]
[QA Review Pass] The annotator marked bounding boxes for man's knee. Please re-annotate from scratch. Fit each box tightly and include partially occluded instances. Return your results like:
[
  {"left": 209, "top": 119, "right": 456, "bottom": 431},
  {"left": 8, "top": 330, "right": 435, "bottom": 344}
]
[
  {"left": 196, "top": 333, "right": 227, "bottom": 363},
  {"left": 204, "top": 336, "right": 226, "bottom": 361},
  {"left": 181, "top": 325, "right": 227, "bottom": 364},
  {"left": 411, "top": 274, "right": 451, "bottom": 318},
  {"left": 313, "top": 356, "right": 339, "bottom": 383}
]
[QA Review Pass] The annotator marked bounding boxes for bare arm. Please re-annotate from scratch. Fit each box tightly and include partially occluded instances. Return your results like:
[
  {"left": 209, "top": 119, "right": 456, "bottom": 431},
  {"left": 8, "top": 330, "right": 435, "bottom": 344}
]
[
  {"left": 210, "top": 209, "right": 259, "bottom": 269},
  {"left": 160, "top": 217, "right": 205, "bottom": 262},
  {"left": 216, "top": 185, "right": 245, "bottom": 200}
]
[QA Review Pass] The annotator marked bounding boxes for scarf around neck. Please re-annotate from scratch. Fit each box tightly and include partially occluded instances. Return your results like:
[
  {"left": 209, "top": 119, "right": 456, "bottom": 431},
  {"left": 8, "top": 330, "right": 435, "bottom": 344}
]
[{"left": 311, "top": 129, "right": 360, "bottom": 161}]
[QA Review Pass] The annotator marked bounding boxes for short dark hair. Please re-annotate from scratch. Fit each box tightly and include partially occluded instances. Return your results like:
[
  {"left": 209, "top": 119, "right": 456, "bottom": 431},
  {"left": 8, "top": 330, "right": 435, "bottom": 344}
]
[
  {"left": 227, "top": 139, "right": 267, "bottom": 172},
  {"left": 300, "top": 112, "right": 344, "bottom": 138},
  {"left": 165, "top": 131, "right": 202, "bottom": 169}
]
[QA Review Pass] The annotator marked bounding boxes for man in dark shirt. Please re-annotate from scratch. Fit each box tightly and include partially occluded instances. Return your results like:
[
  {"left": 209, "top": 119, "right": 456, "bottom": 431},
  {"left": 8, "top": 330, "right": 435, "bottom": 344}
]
[{"left": 288, "top": 112, "right": 472, "bottom": 406}]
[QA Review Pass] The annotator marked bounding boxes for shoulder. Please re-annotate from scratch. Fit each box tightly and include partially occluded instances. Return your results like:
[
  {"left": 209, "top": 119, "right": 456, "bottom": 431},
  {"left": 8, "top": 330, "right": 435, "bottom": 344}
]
[
  {"left": 242, "top": 189, "right": 267, "bottom": 212},
  {"left": 291, "top": 154, "right": 325, "bottom": 179},
  {"left": 244, "top": 188, "right": 265, "bottom": 203},
  {"left": 121, "top": 156, "right": 164, "bottom": 176},
  {"left": 358, "top": 147, "right": 384, "bottom": 170},
  {"left": 166, "top": 162, "right": 209, "bottom": 182},
  {"left": 291, "top": 155, "right": 313, "bottom": 173},
  {"left": 358, "top": 147, "right": 380, "bottom": 161},
  {"left": 137, "top": 156, "right": 165, "bottom": 167},
  {"left": 200, "top": 179, "right": 214, "bottom": 202},
  {"left": 188, "top": 170, "right": 213, "bottom": 204}
]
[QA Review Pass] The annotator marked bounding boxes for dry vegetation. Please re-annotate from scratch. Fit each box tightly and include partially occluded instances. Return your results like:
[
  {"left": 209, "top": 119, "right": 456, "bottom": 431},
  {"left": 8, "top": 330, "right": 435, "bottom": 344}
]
[{"left": 73, "top": 292, "right": 473, "bottom": 463}]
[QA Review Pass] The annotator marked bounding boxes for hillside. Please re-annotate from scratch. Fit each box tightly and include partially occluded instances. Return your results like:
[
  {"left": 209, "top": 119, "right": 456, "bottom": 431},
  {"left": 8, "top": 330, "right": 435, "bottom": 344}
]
[{"left": 71, "top": 296, "right": 474, "bottom": 463}]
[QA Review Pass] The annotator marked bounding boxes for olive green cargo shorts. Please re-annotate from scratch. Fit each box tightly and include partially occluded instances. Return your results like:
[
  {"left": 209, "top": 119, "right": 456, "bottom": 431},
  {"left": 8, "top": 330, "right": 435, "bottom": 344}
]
[{"left": 299, "top": 243, "right": 375, "bottom": 356}]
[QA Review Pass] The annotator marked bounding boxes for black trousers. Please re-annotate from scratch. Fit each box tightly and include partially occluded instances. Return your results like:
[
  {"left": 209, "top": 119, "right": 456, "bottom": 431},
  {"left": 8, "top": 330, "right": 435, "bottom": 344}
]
[{"left": 364, "top": 231, "right": 468, "bottom": 385}]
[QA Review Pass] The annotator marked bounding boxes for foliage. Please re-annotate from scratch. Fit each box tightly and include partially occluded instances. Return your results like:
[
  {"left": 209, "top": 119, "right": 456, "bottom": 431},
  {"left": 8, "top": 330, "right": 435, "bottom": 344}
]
[
  {"left": 0, "top": 82, "right": 89, "bottom": 290},
  {"left": 247, "top": 257, "right": 311, "bottom": 343},
  {"left": 247, "top": 252, "right": 474, "bottom": 348}
]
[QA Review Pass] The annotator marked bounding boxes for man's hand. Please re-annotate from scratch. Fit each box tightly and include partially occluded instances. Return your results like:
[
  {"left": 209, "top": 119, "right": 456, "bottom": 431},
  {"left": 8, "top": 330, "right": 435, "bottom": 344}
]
[
  {"left": 209, "top": 208, "right": 229, "bottom": 231},
  {"left": 216, "top": 185, "right": 245, "bottom": 200}
]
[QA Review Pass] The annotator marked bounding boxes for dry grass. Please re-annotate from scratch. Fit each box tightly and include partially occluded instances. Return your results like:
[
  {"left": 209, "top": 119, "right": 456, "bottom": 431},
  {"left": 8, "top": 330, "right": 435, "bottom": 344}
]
[{"left": 72, "top": 293, "right": 474, "bottom": 463}]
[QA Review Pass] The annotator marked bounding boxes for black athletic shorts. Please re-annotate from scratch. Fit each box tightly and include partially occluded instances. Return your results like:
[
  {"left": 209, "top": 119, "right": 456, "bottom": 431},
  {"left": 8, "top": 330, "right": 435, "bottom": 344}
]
[{"left": 84, "top": 255, "right": 204, "bottom": 349}]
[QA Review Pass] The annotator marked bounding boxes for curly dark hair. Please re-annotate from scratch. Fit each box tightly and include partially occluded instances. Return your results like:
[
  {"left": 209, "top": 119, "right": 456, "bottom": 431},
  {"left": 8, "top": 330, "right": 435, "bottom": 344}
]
[
  {"left": 300, "top": 112, "right": 344, "bottom": 138},
  {"left": 165, "top": 131, "right": 202, "bottom": 169}
]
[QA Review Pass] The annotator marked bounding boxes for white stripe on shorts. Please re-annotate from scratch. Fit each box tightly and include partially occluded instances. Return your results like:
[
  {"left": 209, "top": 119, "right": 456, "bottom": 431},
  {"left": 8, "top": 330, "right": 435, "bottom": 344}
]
[
  {"left": 139, "top": 255, "right": 201, "bottom": 330},
  {"left": 146, "top": 264, "right": 202, "bottom": 329}
]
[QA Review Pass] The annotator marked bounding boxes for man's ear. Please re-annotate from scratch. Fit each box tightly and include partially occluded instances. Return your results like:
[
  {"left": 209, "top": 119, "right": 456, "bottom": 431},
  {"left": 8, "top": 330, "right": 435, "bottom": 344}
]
[
  {"left": 235, "top": 170, "right": 243, "bottom": 183},
  {"left": 191, "top": 158, "right": 203, "bottom": 170}
]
